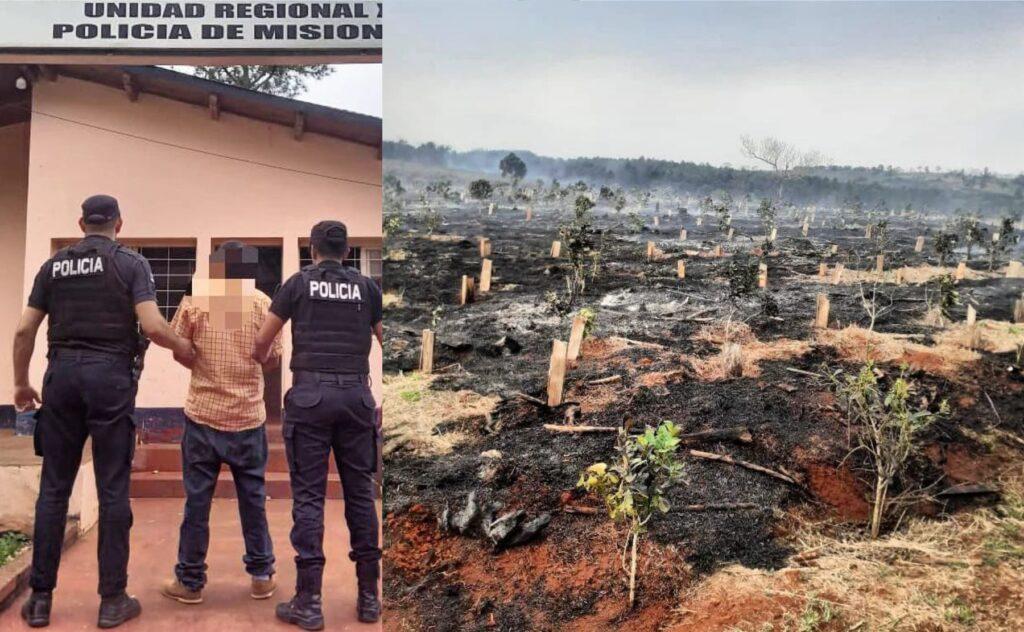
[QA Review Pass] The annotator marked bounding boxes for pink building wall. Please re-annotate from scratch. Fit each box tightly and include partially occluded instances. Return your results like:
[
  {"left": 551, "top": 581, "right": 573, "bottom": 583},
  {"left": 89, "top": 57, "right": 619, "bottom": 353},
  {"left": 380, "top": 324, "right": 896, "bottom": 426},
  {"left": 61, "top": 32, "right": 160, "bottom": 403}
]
[
  {"left": 0, "top": 122, "right": 30, "bottom": 408},
  {"left": 18, "top": 76, "right": 382, "bottom": 408}
]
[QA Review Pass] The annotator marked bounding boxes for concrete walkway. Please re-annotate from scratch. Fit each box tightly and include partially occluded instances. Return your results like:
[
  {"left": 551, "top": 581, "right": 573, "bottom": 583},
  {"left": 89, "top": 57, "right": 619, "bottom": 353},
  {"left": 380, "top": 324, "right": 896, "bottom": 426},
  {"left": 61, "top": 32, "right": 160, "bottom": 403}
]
[{"left": 0, "top": 498, "right": 380, "bottom": 631}]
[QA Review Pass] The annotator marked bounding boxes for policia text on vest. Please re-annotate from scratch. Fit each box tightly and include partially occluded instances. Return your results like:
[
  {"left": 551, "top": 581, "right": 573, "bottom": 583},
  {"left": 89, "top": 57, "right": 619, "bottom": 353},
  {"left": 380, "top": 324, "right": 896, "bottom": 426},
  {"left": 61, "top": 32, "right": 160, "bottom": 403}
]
[{"left": 12, "top": 195, "right": 196, "bottom": 628}]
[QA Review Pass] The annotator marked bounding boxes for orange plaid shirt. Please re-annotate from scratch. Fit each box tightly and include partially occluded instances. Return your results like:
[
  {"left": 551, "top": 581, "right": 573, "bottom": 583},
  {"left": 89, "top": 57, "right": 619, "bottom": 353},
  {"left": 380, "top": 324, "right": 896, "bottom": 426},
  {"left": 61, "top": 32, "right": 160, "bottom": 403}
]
[{"left": 171, "top": 290, "right": 282, "bottom": 431}]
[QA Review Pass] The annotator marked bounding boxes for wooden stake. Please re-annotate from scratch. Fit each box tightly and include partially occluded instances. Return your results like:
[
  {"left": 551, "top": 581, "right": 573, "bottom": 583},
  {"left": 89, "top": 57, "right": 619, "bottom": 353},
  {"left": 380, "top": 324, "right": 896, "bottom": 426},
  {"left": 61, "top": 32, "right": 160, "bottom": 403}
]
[
  {"left": 697, "top": 216, "right": 703, "bottom": 226},
  {"left": 646, "top": 241, "right": 656, "bottom": 261},
  {"left": 713, "top": 244, "right": 723, "bottom": 257},
  {"left": 547, "top": 340, "right": 568, "bottom": 407},
  {"left": 875, "top": 254, "right": 884, "bottom": 274},
  {"left": 831, "top": 263, "right": 844, "bottom": 285},
  {"left": 818, "top": 263, "right": 827, "bottom": 278},
  {"left": 727, "top": 228, "right": 734, "bottom": 241},
  {"left": 830, "top": 244, "right": 838, "bottom": 256},
  {"left": 814, "top": 293, "right": 830, "bottom": 329},
  {"left": 955, "top": 261, "right": 967, "bottom": 281},
  {"left": 550, "top": 240, "right": 561, "bottom": 258},
  {"left": 1013, "top": 295, "right": 1024, "bottom": 323},
  {"left": 677, "top": 260, "right": 686, "bottom": 279},
  {"left": 653, "top": 216, "right": 660, "bottom": 227},
  {"left": 479, "top": 237, "right": 491, "bottom": 258},
  {"left": 525, "top": 207, "right": 532, "bottom": 221},
  {"left": 488, "top": 202, "right": 494, "bottom": 215},
  {"left": 566, "top": 314, "right": 587, "bottom": 365},
  {"left": 770, "top": 227, "right": 777, "bottom": 242},
  {"left": 966, "top": 304, "right": 977, "bottom": 326},
  {"left": 420, "top": 329, "right": 435, "bottom": 374},
  {"left": 479, "top": 259, "right": 493, "bottom": 293},
  {"left": 801, "top": 220, "right": 809, "bottom": 237},
  {"left": 757, "top": 263, "right": 768, "bottom": 288},
  {"left": 459, "top": 275, "right": 475, "bottom": 305},
  {"left": 914, "top": 236, "right": 924, "bottom": 252},
  {"left": 865, "top": 224, "right": 873, "bottom": 239},
  {"left": 679, "top": 228, "right": 687, "bottom": 240}
]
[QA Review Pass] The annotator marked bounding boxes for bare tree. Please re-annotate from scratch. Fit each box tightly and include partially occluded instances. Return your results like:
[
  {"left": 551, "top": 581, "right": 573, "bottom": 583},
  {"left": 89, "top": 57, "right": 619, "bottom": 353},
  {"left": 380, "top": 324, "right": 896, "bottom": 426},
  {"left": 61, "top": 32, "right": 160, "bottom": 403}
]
[{"left": 740, "top": 135, "right": 826, "bottom": 200}]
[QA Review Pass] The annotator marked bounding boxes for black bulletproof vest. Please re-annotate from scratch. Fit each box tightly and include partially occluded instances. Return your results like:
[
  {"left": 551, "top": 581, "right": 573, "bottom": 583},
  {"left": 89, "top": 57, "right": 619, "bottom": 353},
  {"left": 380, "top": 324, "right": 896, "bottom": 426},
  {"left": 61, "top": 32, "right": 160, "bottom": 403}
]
[
  {"left": 290, "top": 263, "right": 373, "bottom": 374},
  {"left": 46, "top": 239, "right": 138, "bottom": 355}
]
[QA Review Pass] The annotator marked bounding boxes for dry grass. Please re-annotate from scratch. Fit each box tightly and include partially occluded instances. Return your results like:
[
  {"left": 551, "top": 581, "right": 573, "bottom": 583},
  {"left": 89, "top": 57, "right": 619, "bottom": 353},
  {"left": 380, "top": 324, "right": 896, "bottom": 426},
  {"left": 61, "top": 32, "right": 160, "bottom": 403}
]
[
  {"left": 816, "top": 325, "right": 980, "bottom": 380},
  {"left": 689, "top": 321, "right": 812, "bottom": 380},
  {"left": 667, "top": 452, "right": 1024, "bottom": 631},
  {"left": 805, "top": 264, "right": 996, "bottom": 286},
  {"left": 382, "top": 372, "right": 499, "bottom": 457},
  {"left": 383, "top": 288, "right": 405, "bottom": 310},
  {"left": 935, "top": 320, "right": 1024, "bottom": 354}
]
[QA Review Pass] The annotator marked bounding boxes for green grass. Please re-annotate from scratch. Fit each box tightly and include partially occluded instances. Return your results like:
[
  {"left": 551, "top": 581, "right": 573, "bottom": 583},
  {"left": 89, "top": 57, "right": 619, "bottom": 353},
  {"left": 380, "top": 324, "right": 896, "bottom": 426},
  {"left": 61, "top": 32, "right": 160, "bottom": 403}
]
[{"left": 0, "top": 532, "right": 30, "bottom": 567}]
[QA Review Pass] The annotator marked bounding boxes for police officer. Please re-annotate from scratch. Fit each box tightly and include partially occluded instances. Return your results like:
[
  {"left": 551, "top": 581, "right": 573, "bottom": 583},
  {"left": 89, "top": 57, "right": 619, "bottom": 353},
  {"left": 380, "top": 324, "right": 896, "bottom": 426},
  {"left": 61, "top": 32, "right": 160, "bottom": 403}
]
[
  {"left": 13, "top": 195, "right": 195, "bottom": 628},
  {"left": 253, "top": 220, "right": 383, "bottom": 629}
]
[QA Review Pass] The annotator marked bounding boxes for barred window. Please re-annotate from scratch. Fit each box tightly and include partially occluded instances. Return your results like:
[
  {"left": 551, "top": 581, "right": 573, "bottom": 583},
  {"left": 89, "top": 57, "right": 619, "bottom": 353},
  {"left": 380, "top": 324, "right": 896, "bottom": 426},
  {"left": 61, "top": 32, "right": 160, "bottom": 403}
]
[
  {"left": 132, "top": 246, "right": 196, "bottom": 321},
  {"left": 299, "top": 245, "right": 363, "bottom": 271}
]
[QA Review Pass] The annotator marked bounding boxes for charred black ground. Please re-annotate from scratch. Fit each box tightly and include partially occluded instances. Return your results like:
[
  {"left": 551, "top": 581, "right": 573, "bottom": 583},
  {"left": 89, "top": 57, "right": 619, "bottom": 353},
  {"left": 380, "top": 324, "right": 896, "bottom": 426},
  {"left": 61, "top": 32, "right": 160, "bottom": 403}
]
[{"left": 382, "top": 198, "right": 1024, "bottom": 631}]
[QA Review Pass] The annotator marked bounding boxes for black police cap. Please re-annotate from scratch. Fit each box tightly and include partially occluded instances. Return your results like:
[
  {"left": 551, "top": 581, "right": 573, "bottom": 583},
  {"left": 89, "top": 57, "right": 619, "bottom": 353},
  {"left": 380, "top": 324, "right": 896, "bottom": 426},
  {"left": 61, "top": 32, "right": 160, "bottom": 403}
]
[
  {"left": 310, "top": 220, "right": 348, "bottom": 251},
  {"left": 81, "top": 195, "right": 121, "bottom": 225}
]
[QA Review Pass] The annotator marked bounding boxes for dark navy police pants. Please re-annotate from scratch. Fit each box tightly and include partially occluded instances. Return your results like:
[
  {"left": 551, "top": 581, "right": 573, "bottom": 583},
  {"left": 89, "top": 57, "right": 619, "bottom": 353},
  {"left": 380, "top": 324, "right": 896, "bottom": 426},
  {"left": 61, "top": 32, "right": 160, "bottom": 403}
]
[
  {"left": 175, "top": 418, "right": 275, "bottom": 590},
  {"left": 283, "top": 371, "right": 380, "bottom": 595},
  {"left": 30, "top": 349, "right": 136, "bottom": 598}
]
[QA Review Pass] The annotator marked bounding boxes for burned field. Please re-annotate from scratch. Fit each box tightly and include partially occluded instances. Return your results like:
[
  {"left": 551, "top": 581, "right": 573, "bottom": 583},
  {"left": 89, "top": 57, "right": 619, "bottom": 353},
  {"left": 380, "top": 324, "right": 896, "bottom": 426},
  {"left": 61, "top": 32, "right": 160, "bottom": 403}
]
[{"left": 382, "top": 188, "right": 1024, "bottom": 631}]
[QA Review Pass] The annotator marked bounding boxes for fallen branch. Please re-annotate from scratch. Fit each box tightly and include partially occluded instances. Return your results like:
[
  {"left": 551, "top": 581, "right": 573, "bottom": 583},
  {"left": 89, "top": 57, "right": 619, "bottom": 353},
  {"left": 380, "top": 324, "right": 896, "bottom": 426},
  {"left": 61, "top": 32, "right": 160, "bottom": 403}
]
[
  {"left": 588, "top": 375, "right": 623, "bottom": 385},
  {"left": 544, "top": 425, "right": 754, "bottom": 446},
  {"left": 678, "top": 503, "right": 759, "bottom": 511},
  {"left": 688, "top": 449, "right": 800, "bottom": 485},
  {"left": 562, "top": 505, "right": 599, "bottom": 515},
  {"left": 544, "top": 424, "right": 616, "bottom": 434}
]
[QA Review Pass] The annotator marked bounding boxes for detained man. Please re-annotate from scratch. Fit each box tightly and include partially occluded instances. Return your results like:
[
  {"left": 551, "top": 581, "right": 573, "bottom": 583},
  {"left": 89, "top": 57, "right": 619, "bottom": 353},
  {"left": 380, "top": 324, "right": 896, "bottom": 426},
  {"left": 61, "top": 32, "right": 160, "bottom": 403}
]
[{"left": 160, "top": 241, "right": 282, "bottom": 604}]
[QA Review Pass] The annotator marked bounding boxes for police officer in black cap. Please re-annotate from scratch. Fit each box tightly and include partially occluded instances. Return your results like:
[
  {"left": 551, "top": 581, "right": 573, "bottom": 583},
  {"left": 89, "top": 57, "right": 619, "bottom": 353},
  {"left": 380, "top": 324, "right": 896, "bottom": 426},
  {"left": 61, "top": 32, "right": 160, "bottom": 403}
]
[
  {"left": 253, "top": 220, "right": 383, "bottom": 629},
  {"left": 13, "top": 194, "right": 196, "bottom": 628}
]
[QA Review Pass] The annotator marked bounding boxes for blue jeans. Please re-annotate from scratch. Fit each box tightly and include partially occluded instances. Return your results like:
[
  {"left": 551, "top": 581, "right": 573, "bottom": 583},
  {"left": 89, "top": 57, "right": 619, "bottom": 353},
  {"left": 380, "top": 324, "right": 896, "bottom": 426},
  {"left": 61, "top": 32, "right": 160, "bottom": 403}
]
[{"left": 174, "top": 418, "right": 275, "bottom": 590}]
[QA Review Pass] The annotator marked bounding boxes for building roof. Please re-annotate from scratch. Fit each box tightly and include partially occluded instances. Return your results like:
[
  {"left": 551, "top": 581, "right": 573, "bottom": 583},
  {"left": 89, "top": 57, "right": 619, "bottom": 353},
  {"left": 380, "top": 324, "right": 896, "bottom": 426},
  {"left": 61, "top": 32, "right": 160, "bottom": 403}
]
[{"left": 0, "top": 64, "right": 381, "bottom": 147}]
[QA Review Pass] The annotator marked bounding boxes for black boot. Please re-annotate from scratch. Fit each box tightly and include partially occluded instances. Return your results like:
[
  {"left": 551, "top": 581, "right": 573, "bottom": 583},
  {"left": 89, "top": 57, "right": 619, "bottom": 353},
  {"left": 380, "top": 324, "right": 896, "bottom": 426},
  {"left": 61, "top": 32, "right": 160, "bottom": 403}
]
[
  {"left": 275, "top": 593, "right": 324, "bottom": 631},
  {"left": 356, "top": 561, "right": 381, "bottom": 624},
  {"left": 97, "top": 593, "right": 141, "bottom": 628},
  {"left": 21, "top": 591, "right": 52, "bottom": 628}
]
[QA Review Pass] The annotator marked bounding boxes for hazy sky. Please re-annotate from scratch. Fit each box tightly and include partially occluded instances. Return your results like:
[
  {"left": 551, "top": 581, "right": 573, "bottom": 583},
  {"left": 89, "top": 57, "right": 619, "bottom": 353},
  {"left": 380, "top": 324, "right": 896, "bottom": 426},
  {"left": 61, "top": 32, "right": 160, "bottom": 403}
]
[
  {"left": 384, "top": 1, "right": 1024, "bottom": 174},
  {"left": 302, "top": 63, "right": 381, "bottom": 117}
]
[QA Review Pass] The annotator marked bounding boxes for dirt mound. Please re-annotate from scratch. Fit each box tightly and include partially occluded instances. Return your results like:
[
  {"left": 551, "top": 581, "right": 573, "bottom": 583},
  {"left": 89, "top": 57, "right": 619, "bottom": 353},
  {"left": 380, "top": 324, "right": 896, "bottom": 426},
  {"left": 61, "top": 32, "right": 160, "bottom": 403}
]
[{"left": 805, "top": 463, "right": 871, "bottom": 522}]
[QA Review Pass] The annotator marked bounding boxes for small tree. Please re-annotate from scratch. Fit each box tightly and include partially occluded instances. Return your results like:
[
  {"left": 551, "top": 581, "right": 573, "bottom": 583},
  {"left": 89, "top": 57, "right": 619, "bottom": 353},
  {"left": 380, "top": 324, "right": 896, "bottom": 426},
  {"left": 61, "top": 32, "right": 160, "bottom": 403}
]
[
  {"left": 468, "top": 179, "right": 493, "bottom": 201},
  {"left": 955, "top": 215, "right": 984, "bottom": 262},
  {"left": 725, "top": 254, "right": 759, "bottom": 298},
  {"left": 557, "top": 196, "right": 598, "bottom": 309},
  {"left": 828, "top": 363, "right": 948, "bottom": 538},
  {"left": 986, "top": 216, "right": 1020, "bottom": 271},
  {"left": 933, "top": 232, "right": 958, "bottom": 267},
  {"left": 756, "top": 198, "right": 777, "bottom": 251},
  {"left": 925, "top": 273, "right": 960, "bottom": 323},
  {"left": 423, "top": 208, "right": 442, "bottom": 235},
  {"left": 499, "top": 152, "right": 527, "bottom": 185},
  {"left": 578, "top": 422, "right": 683, "bottom": 607}
]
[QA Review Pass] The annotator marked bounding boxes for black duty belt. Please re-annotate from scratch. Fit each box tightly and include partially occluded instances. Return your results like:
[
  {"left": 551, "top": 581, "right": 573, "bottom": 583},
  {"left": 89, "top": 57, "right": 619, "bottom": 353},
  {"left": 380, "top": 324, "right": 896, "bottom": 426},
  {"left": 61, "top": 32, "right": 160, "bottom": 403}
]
[
  {"left": 293, "top": 371, "right": 370, "bottom": 388},
  {"left": 48, "top": 348, "right": 132, "bottom": 362}
]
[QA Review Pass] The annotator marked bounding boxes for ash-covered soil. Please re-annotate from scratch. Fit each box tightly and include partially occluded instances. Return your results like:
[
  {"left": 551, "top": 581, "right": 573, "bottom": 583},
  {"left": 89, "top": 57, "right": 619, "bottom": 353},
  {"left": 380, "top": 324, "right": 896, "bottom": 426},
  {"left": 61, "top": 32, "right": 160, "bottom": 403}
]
[{"left": 382, "top": 199, "right": 1024, "bottom": 631}]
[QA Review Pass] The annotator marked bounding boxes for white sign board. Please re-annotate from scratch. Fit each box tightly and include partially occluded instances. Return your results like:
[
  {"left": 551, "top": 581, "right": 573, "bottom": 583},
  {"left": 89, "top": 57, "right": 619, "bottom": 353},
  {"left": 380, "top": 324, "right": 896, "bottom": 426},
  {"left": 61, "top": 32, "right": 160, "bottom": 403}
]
[{"left": 0, "top": 1, "right": 382, "bottom": 51}]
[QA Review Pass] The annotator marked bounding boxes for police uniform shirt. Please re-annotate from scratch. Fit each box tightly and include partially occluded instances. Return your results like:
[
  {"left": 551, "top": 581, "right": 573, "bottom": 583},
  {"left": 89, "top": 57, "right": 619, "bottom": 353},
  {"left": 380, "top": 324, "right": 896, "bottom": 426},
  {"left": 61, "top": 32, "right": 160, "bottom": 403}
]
[
  {"left": 27, "top": 235, "right": 157, "bottom": 354},
  {"left": 270, "top": 261, "right": 383, "bottom": 329}
]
